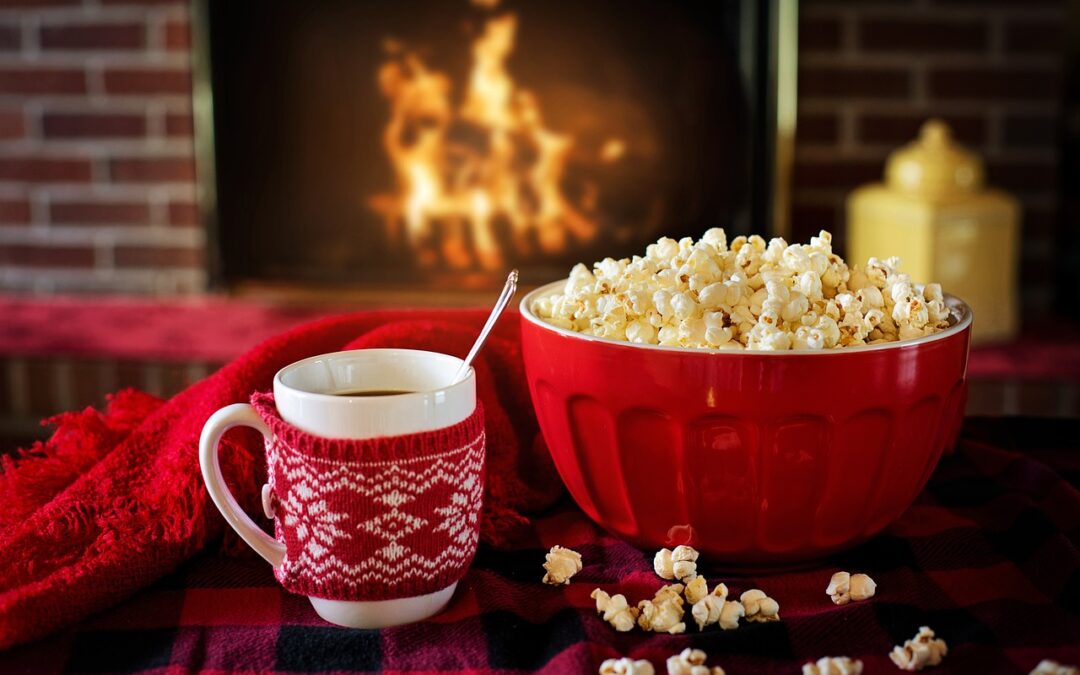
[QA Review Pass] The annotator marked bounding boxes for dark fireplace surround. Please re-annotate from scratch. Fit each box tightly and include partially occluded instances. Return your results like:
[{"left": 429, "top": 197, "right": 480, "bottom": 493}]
[{"left": 195, "top": 0, "right": 794, "bottom": 293}]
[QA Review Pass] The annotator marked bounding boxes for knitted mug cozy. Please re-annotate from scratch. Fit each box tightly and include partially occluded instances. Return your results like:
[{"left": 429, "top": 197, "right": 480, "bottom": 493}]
[{"left": 250, "top": 392, "right": 485, "bottom": 602}]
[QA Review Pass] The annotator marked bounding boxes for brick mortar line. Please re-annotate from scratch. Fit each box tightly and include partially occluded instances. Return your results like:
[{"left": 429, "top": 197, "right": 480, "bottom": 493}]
[
  {"left": 20, "top": 14, "right": 39, "bottom": 60},
  {"left": 910, "top": 59, "right": 927, "bottom": 108},
  {"left": 0, "top": 53, "right": 191, "bottom": 68},
  {"left": 798, "top": 99, "right": 1063, "bottom": 114},
  {"left": 22, "top": 99, "right": 193, "bottom": 114},
  {"left": 798, "top": 52, "right": 1060, "bottom": 69},
  {"left": 987, "top": 10, "right": 1006, "bottom": 65},
  {"left": 0, "top": 181, "right": 198, "bottom": 193},
  {"left": 0, "top": 7, "right": 187, "bottom": 22},
  {"left": 799, "top": 6, "right": 1062, "bottom": 21},
  {"left": 0, "top": 224, "right": 205, "bottom": 247},
  {"left": 841, "top": 8, "right": 857, "bottom": 58},
  {"left": 148, "top": 186, "right": 169, "bottom": 226},
  {"left": 0, "top": 267, "right": 207, "bottom": 281},
  {"left": 0, "top": 95, "right": 193, "bottom": 106},
  {"left": 4, "top": 183, "right": 195, "bottom": 199},
  {"left": 0, "top": 139, "right": 195, "bottom": 153}
]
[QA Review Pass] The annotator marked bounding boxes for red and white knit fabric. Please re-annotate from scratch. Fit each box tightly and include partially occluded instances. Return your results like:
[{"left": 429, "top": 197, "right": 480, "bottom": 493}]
[{"left": 251, "top": 393, "right": 486, "bottom": 602}]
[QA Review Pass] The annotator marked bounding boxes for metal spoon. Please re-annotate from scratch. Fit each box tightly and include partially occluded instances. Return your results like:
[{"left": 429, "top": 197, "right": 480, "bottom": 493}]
[{"left": 450, "top": 269, "right": 519, "bottom": 385}]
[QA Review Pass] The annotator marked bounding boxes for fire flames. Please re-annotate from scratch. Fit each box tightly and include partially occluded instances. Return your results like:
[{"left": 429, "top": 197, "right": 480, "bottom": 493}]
[{"left": 369, "top": 3, "right": 622, "bottom": 271}]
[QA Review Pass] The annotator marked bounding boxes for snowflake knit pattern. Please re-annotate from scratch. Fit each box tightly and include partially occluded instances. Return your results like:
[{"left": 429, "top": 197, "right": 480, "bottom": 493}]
[{"left": 251, "top": 392, "right": 485, "bottom": 602}]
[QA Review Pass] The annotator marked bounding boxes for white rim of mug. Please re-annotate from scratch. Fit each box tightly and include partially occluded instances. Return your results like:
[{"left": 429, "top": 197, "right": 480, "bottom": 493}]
[{"left": 273, "top": 348, "right": 475, "bottom": 402}]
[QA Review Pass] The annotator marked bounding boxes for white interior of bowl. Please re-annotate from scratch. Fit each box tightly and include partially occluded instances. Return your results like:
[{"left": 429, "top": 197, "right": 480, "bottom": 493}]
[{"left": 520, "top": 279, "right": 973, "bottom": 356}]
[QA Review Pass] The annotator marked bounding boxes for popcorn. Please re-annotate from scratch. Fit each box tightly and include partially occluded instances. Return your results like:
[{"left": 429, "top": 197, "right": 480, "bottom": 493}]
[
  {"left": 690, "top": 583, "right": 729, "bottom": 630},
  {"left": 683, "top": 575, "right": 709, "bottom": 605},
  {"left": 1030, "top": 660, "right": 1080, "bottom": 675},
  {"left": 802, "top": 656, "right": 864, "bottom": 675},
  {"left": 826, "top": 572, "right": 877, "bottom": 605},
  {"left": 591, "top": 589, "right": 639, "bottom": 632},
  {"left": 637, "top": 584, "right": 686, "bottom": 634},
  {"left": 739, "top": 588, "right": 780, "bottom": 623},
  {"left": 889, "top": 626, "right": 948, "bottom": 671},
  {"left": 542, "top": 545, "right": 582, "bottom": 586},
  {"left": 533, "top": 229, "right": 952, "bottom": 350},
  {"left": 717, "top": 599, "right": 745, "bottom": 631},
  {"left": 849, "top": 574, "right": 877, "bottom": 602},
  {"left": 665, "top": 648, "right": 726, "bottom": 675},
  {"left": 600, "top": 657, "right": 655, "bottom": 675},
  {"left": 653, "top": 546, "right": 699, "bottom": 582}
]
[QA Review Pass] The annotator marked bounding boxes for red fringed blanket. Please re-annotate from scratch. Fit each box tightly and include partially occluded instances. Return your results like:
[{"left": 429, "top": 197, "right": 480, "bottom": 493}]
[{"left": 0, "top": 310, "right": 563, "bottom": 650}]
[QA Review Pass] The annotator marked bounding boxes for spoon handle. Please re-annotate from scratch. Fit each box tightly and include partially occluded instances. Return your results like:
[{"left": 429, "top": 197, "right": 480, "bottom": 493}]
[{"left": 452, "top": 269, "right": 519, "bottom": 385}]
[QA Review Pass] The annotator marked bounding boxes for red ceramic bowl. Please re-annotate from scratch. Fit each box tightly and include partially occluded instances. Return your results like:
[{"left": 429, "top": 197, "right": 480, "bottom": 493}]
[{"left": 520, "top": 280, "right": 972, "bottom": 567}]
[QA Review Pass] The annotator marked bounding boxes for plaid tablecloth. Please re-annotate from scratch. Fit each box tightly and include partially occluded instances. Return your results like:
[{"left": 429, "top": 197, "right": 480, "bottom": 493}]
[{"left": 1, "top": 416, "right": 1077, "bottom": 675}]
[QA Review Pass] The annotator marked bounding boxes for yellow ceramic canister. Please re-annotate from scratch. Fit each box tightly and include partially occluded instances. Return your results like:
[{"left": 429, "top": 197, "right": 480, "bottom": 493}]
[{"left": 847, "top": 119, "right": 1019, "bottom": 343}]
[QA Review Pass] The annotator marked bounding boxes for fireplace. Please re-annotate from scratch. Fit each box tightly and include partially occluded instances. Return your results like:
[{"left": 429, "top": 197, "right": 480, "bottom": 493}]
[{"left": 196, "top": 0, "right": 795, "bottom": 292}]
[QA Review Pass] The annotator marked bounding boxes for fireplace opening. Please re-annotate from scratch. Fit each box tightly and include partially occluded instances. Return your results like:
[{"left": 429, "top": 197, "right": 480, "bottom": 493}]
[{"left": 198, "top": 0, "right": 792, "bottom": 292}]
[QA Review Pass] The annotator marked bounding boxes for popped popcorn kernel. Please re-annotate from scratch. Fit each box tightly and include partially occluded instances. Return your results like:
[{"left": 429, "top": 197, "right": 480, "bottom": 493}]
[
  {"left": 654, "top": 545, "right": 698, "bottom": 581},
  {"left": 849, "top": 573, "right": 877, "bottom": 602},
  {"left": 666, "top": 647, "right": 726, "bottom": 675},
  {"left": 717, "top": 599, "right": 745, "bottom": 631},
  {"left": 671, "top": 545, "right": 699, "bottom": 581},
  {"left": 739, "top": 588, "right": 780, "bottom": 623},
  {"left": 533, "top": 229, "right": 952, "bottom": 350},
  {"left": 542, "top": 545, "right": 582, "bottom": 586},
  {"left": 889, "top": 626, "right": 948, "bottom": 671},
  {"left": 684, "top": 575, "right": 709, "bottom": 605},
  {"left": 591, "top": 588, "right": 639, "bottom": 632},
  {"left": 600, "top": 657, "right": 656, "bottom": 675},
  {"left": 690, "top": 583, "right": 729, "bottom": 631},
  {"left": 637, "top": 584, "right": 686, "bottom": 634},
  {"left": 802, "top": 656, "right": 864, "bottom": 675},
  {"left": 654, "top": 548, "right": 675, "bottom": 580},
  {"left": 827, "top": 571, "right": 876, "bottom": 605},
  {"left": 1030, "top": 660, "right": 1080, "bottom": 675}
]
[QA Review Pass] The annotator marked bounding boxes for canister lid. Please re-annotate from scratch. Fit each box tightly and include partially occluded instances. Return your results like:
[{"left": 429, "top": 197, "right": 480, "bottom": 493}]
[{"left": 885, "top": 119, "right": 984, "bottom": 197}]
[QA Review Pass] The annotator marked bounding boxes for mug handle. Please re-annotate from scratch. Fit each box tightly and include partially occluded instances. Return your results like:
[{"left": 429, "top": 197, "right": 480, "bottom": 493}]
[{"left": 199, "top": 403, "right": 286, "bottom": 567}]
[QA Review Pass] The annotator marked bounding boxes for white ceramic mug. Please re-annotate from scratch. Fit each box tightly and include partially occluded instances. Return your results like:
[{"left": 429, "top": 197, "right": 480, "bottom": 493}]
[{"left": 199, "top": 348, "right": 479, "bottom": 628}]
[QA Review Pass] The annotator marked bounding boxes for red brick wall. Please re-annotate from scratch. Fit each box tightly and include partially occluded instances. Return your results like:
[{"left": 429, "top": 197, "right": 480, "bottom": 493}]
[
  {"left": 0, "top": 0, "right": 202, "bottom": 294},
  {"left": 794, "top": 0, "right": 1064, "bottom": 316}
]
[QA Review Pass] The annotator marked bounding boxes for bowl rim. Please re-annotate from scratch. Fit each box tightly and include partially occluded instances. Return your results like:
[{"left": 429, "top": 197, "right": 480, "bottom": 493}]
[{"left": 520, "top": 279, "right": 973, "bottom": 356}]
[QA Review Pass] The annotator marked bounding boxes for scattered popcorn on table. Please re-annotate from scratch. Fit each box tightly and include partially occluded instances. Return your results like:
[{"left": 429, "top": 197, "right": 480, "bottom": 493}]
[
  {"left": 717, "top": 599, "right": 745, "bottom": 631},
  {"left": 802, "top": 656, "right": 864, "bottom": 675},
  {"left": 637, "top": 585, "right": 686, "bottom": 634},
  {"left": 542, "top": 545, "right": 582, "bottom": 585},
  {"left": 1030, "top": 660, "right": 1080, "bottom": 675},
  {"left": 889, "top": 626, "right": 948, "bottom": 671},
  {"left": 600, "top": 657, "right": 656, "bottom": 675},
  {"left": 591, "top": 589, "right": 639, "bottom": 632},
  {"left": 849, "top": 573, "right": 877, "bottom": 602},
  {"left": 532, "top": 229, "right": 953, "bottom": 350},
  {"left": 827, "top": 571, "right": 876, "bottom": 605},
  {"left": 683, "top": 575, "right": 709, "bottom": 605},
  {"left": 690, "top": 582, "right": 729, "bottom": 631},
  {"left": 654, "top": 548, "right": 675, "bottom": 579},
  {"left": 666, "top": 647, "right": 725, "bottom": 675},
  {"left": 654, "top": 545, "right": 699, "bottom": 581},
  {"left": 739, "top": 588, "right": 780, "bottom": 622}
]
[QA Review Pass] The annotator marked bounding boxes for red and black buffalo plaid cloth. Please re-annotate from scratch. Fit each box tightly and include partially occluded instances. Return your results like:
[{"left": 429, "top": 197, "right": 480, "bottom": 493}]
[{"left": 1, "top": 416, "right": 1077, "bottom": 674}]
